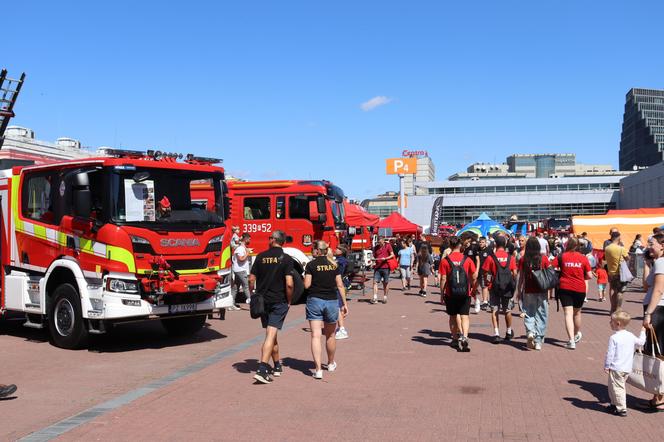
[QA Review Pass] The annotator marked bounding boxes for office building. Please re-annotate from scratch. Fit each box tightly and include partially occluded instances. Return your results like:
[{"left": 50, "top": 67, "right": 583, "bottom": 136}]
[
  {"left": 402, "top": 151, "right": 435, "bottom": 195},
  {"left": 449, "top": 153, "right": 617, "bottom": 181},
  {"left": 620, "top": 162, "right": 664, "bottom": 209},
  {"left": 361, "top": 191, "right": 399, "bottom": 218},
  {"left": 619, "top": 88, "right": 664, "bottom": 170}
]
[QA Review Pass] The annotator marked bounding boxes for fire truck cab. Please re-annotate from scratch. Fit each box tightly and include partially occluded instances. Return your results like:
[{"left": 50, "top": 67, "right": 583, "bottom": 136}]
[
  {"left": 0, "top": 150, "right": 233, "bottom": 349},
  {"left": 227, "top": 180, "right": 346, "bottom": 259}
]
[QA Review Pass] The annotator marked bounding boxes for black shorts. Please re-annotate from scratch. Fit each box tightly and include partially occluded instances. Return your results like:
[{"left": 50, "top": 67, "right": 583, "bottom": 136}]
[
  {"left": 558, "top": 289, "right": 585, "bottom": 309},
  {"left": 445, "top": 295, "right": 471, "bottom": 316},
  {"left": 260, "top": 302, "right": 289, "bottom": 329},
  {"left": 644, "top": 305, "right": 664, "bottom": 357}
]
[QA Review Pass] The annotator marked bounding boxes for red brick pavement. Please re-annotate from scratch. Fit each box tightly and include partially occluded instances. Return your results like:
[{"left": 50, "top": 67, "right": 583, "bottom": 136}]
[{"left": 5, "top": 279, "right": 664, "bottom": 441}]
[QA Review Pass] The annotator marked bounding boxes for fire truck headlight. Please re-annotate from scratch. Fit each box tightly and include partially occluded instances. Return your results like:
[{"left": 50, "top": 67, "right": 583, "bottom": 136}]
[
  {"left": 205, "top": 235, "right": 223, "bottom": 253},
  {"left": 216, "top": 270, "right": 231, "bottom": 286},
  {"left": 106, "top": 278, "right": 140, "bottom": 294}
]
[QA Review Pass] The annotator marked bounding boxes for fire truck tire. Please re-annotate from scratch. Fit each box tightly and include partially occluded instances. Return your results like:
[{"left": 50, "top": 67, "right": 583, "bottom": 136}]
[
  {"left": 48, "top": 283, "right": 89, "bottom": 349},
  {"left": 161, "top": 314, "right": 207, "bottom": 337}
]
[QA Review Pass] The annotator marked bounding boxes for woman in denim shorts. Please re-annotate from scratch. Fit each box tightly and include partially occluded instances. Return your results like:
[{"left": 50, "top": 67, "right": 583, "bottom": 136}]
[{"left": 304, "top": 241, "right": 349, "bottom": 380}]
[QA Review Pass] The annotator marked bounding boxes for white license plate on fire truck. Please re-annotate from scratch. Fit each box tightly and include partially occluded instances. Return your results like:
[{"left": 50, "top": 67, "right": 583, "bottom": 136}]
[{"left": 169, "top": 303, "right": 197, "bottom": 314}]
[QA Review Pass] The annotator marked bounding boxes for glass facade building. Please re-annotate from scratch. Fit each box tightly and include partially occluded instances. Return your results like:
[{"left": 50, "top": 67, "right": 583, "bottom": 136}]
[
  {"left": 619, "top": 88, "right": 664, "bottom": 170},
  {"left": 404, "top": 176, "right": 625, "bottom": 227}
]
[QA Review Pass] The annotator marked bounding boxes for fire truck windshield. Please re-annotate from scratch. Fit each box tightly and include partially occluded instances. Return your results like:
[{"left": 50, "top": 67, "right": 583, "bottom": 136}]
[
  {"left": 110, "top": 168, "right": 225, "bottom": 228},
  {"left": 331, "top": 200, "right": 345, "bottom": 225}
]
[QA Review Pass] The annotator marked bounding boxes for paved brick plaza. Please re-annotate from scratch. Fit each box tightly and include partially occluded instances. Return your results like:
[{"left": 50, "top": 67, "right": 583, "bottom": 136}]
[{"left": 2, "top": 278, "right": 663, "bottom": 441}]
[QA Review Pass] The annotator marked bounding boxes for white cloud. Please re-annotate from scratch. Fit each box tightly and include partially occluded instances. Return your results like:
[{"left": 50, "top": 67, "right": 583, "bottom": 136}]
[{"left": 360, "top": 96, "right": 393, "bottom": 112}]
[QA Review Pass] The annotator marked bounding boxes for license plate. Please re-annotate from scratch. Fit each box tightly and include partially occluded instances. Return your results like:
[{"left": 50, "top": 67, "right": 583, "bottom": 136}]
[{"left": 169, "top": 303, "right": 197, "bottom": 314}]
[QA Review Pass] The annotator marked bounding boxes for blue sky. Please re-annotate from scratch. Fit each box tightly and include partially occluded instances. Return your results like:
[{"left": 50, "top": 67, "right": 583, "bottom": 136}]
[{"left": 4, "top": 1, "right": 664, "bottom": 200}]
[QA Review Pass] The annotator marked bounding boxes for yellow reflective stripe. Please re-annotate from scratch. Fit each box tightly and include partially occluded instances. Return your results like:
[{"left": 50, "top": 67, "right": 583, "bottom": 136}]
[
  {"left": 11, "top": 175, "right": 23, "bottom": 232},
  {"left": 33, "top": 224, "right": 47, "bottom": 239},
  {"left": 106, "top": 246, "right": 136, "bottom": 273},
  {"left": 79, "top": 237, "right": 94, "bottom": 253},
  {"left": 221, "top": 246, "right": 231, "bottom": 268},
  {"left": 57, "top": 232, "right": 68, "bottom": 246}
]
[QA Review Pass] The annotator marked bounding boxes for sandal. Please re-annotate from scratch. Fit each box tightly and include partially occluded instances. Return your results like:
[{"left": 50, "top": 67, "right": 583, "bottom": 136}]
[{"left": 636, "top": 398, "right": 664, "bottom": 411}]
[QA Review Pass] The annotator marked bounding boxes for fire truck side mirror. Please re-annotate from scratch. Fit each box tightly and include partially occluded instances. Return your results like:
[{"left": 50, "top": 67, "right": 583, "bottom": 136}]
[
  {"left": 73, "top": 188, "right": 91, "bottom": 219},
  {"left": 72, "top": 172, "right": 91, "bottom": 219}
]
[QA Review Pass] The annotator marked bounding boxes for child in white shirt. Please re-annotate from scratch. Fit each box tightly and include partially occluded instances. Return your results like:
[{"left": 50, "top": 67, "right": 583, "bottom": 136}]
[{"left": 604, "top": 310, "right": 647, "bottom": 416}]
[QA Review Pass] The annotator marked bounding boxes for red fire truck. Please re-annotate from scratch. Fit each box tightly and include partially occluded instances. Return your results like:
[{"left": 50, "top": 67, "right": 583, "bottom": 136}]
[
  {"left": 0, "top": 150, "right": 233, "bottom": 349},
  {"left": 226, "top": 180, "right": 346, "bottom": 259}
]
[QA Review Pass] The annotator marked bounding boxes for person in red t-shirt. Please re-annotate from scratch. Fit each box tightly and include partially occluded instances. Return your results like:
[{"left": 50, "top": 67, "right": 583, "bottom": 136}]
[
  {"left": 557, "top": 237, "right": 593, "bottom": 350},
  {"left": 439, "top": 237, "right": 477, "bottom": 352},
  {"left": 594, "top": 263, "right": 609, "bottom": 302},
  {"left": 482, "top": 235, "right": 518, "bottom": 344},
  {"left": 372, "top": 237, "right": 395, "bottom": 304},
  {"left": 514, "top": 237, "right": 551, "bottom": 351}
]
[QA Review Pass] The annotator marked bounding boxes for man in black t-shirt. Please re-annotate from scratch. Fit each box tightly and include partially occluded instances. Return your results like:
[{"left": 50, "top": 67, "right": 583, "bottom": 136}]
[{"left": 249, "top": 230, "right": 294, "bottom": 384}]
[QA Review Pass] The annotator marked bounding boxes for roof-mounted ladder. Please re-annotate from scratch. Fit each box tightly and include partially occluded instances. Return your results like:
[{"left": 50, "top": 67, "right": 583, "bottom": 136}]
[{"left": 0, "top": 69, "right": 26, "bottom": 149}]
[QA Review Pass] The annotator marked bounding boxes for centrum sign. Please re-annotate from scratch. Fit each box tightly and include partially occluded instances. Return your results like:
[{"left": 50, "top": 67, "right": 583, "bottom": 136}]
[{"left": 402, "top": 149, "right": 428, "bottom": 157}]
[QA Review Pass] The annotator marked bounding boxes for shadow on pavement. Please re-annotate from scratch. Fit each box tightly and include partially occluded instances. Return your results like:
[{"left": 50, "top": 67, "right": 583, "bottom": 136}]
[
  {"left": 411, "top": 328, "right": 453, "bottom": 347},
  {"left": 563, "top": 379, "right": 646, "bottom": 413},
  {"left": 89, "top": 321, "right": 226, "bottom": 353},
  {"left": 232, "top": 358, "right": 259, "bottom": 374},
  {"left": 282, "top": 357, "right": 315, "bottom": 376}
]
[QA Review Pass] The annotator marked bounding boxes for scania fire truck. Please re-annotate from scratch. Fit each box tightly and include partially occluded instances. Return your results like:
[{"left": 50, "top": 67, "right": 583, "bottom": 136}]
[
  {"left": 226, "top": 180, "right": 346, "bottom": 260},
  {"left": 0, "top": 150, "right": 233, "bottom": 349}
]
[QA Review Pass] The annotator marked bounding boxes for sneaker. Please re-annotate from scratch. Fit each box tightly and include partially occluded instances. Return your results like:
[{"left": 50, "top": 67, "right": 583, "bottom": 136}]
[
  {"left": 574, "top": 332, "right": 583, "bottom": 343},
  {"left": 460, "top": 336, "right": 470, "bottom": 352},
  {"left": 272, "top": 362, "right": 283, "bottom": 377},
  {"left": 313, "top": 370, "right": 323, "bottom": 380},
  {"left": 227, "top": 305, "right": 241, "bottom": 311},
  {"left": 565, "top": 340, "right": 576, "bottom": 350},
  {"left": 451, "top": 338, "right": 459, "bottom": 349},
  {"left": 505, "top": 330, "right": 514, "bottom": 341},
  {"left": 481, "top": 302, "right": 490, "bottom": 312},
  {"left": 492, "top": 335, "right": 502, "bottom": 344},
  {"left": 605, "top": 404, "right": 617, "bottom": 413},
  {"left": 245, "top": 297, "right": 251, "bottom": 304},
  {"left": 0, "top": 384, "right": 17, "bottom": 398},
  {"left": 612, "top": 408, "right": 627, "bottom": 417},
  {"left": 526, "top": 332, "right": 535, "bottom": 349},
  {"left": 382, "top": 296, "right": 388, "bottom": 304},
  {"left": 420, "top": 291, "right": 427, "bottom": 298},
  {"left": 534, "top": 342, "right": 542, "bottom": 351},
  {"left": 327, "top": 361, "right": 337, "bottom": 372},
  {"left": 253, "top": 367, "right": 273, "bottom": 384},
  {"left": 335, "top": 328, "right": 349, "bottom": 340},
  {"left": 371, "top": 297, "right": 378, "bottom": 304},
  {"left": 474, "top": 299, "right": 481, "bottom": 314}
]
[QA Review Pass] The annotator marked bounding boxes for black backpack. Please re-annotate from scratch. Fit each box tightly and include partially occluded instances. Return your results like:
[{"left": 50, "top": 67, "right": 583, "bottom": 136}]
[
  {"left": 446, "top": 256, "right": 469, "bottom": 297},
  {"left": 491, "top": 254, "right": 516, "bottom": 298}
]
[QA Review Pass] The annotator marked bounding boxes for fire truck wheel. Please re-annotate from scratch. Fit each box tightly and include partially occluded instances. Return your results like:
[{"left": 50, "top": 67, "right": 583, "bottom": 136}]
[
  {"left": 161, "top": 314, "right": 207, "bottom": 337},
  {"left": 48, "top": 283, "right": 89, "bottom": 349}
]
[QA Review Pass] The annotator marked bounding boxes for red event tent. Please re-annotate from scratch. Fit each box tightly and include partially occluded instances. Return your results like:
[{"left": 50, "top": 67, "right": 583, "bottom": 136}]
[
  {"left": 344, "top": 201, "right": 379, "bottom": 228},
  {"left": 378, "top": 212, "right": 422, "bottom": 237}
]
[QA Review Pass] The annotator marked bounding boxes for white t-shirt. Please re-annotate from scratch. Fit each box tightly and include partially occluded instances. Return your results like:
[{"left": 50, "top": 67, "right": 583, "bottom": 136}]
[
  {"left": 537, "top": 237, "right": 549, "bottom": 255},
  {"left": 232, "top": 244, "right": 250, "bottom": 273},
  {"left": 643, "top": 257, "right": 664, "bottom": 307}
]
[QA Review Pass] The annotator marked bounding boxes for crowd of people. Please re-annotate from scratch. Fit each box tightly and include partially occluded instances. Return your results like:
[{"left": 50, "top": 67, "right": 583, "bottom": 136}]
[{"left": 215, "top": 223, "right": 664, "bottom": 416}]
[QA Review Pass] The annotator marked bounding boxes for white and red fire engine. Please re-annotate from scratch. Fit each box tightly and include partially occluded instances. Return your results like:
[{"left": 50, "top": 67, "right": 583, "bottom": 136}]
[{"left": 0, "top": 149, "right": 233, "bottom": 348}]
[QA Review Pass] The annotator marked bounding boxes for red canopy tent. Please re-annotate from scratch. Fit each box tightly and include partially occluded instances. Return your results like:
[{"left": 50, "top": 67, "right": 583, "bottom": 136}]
[
  {"left": 378, "top": 212, "right": 422, "bottom": 237},
  {"left": 344, "top": 202, "right": 379, "bottom": 228}
]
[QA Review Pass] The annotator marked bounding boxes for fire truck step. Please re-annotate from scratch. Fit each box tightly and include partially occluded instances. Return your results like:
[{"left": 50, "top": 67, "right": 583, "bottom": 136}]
[{"left": 24, "top": 315, "right": 44, "bottom": 329}]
